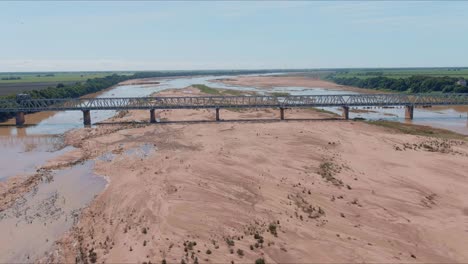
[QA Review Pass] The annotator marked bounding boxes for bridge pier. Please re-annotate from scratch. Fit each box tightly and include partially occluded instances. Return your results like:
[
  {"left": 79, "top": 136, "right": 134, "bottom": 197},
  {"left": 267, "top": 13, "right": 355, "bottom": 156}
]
[
  {"left": 150, "top": 109, "right": 156, "bottom": 123},
  {"left": 405, "top": 105, "right": 414, "bottom": 120},
  {"left": 82, "top": 110, "right": 91, "bottom": 126},
  {"left": 215, "top": 108, "right": 221, "bottom": 121},
  {"left": 280, "top": 107, "right": 285, "bottom": 120},
  {"left": 15, "top": 112, "right": 25, "bottom": 127},
  {"left": 341, "top": 106, "right": 349, "bottom": 120}
]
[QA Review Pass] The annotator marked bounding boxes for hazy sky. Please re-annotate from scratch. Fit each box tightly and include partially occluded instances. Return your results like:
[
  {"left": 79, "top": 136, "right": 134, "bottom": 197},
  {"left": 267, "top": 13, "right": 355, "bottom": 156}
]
[{"left": 1, "top": 1, "right": 467, "bottom": 72}]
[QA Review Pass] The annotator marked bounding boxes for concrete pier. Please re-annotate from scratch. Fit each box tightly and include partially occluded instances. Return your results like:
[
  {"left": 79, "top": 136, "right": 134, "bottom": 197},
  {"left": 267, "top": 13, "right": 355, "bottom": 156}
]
[
  {"left": 342, "top": 106, "right": 349, "bottom": 120},
  {"left": 150, "top": 109, "right": 156, "bottom": 123},
  {"left": 82, "top": 110, "right": 91, "bottom": 126},
  {"left": 15, "top": 112, "right": 25, "bottom": 127},
  {"left": 405, "top": 105, "right": 414, "bottom": 120},
  {"left": 280, "top": 107, "right": 285, "bottom": 120},
  {"left": 216, "top": 108, "right": 220, "bottom": 121}
]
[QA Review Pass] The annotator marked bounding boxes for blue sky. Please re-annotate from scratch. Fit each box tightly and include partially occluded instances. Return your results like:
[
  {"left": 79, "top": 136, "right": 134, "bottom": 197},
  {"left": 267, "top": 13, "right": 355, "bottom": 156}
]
[{"left": 1, "top": 1, "right": 467, "bottom": 72}]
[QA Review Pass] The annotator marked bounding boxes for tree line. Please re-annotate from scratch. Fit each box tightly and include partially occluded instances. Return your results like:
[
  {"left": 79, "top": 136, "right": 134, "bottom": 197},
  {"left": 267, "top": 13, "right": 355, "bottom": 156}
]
[{"left": 327, "top": 75, "right": 468, "bottom": 93}]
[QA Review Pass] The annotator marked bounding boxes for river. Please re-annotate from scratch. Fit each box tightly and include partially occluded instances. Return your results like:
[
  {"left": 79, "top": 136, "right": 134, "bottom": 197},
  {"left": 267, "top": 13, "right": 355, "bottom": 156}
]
[{"left": 0, "top": 74, "right": 467, "bottom": 262}]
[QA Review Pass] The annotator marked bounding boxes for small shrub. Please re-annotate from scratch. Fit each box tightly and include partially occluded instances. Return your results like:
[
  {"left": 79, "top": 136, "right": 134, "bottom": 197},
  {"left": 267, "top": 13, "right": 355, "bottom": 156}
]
[
  {"left": 142, "top": 227, "right": 148, "bottom": 234},
  {"left": 237, "top": 249, "right": 244, "bottom": 256},
  {"left": 88, "top": 249, "right": 97, "bottom": 263},
  {"left": 225, "top": 237, "right": 235, "bottom": 247},
  {"left": 268, "top": 223, "right": 278, "bottom": 237},
  {"left": 255, "top": 258, "right": 265, "bottom": 264},
  {"left": 206, "top": 249, "right": 212, "bottom": 255}
]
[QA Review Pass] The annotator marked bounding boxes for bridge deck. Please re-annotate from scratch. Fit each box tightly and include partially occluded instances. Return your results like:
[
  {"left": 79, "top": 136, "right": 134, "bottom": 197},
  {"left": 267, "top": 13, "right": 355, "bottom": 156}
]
[{"left": 1, "top": 93, "right": 468, "bottom": 112}]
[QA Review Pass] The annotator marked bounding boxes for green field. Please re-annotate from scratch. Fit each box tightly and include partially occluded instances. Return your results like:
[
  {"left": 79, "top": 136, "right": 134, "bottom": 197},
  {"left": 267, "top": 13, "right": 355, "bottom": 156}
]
[
  {"left": 0, "top": 72, "right": 134, "bottom": 96},
  {"left": 0, "top": 72, "right": 132, "bottom": 84},
  {"left": 331, "top": 68, "right": 468, "bottom": 79}
]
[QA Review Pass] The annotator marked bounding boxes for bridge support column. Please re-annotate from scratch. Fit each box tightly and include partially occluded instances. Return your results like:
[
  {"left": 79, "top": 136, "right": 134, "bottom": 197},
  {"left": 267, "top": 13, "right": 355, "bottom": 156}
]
[
  {"left": 280, "top": 107, "right": 285, "bottom": 120},
  {"left": 216, "top": 108, "right": 220, "bottom": 121},
  {"left": 341, "top": 106, "right": 349, "bottom": 120},
  {"left": 150, "top": 109, "right": 156, "bottom": 123},
  {"left": 405, "top": 105, "right": 414, "bottom": 120},
  {"left": 82, "top": 110, "right": 91, "bottom": 126},
  {"left": 15, "top": 112, "right": 25, "bottom": 127}
]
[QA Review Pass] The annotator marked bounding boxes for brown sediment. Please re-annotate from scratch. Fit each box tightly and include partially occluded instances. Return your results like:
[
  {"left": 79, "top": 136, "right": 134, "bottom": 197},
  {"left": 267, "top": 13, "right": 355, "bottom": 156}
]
[
  {"left": 211, "top": 75, "right": 385, "bottom": 94},
  {"left": 32, "top": 86, "right": 468, "bottom": 263}
]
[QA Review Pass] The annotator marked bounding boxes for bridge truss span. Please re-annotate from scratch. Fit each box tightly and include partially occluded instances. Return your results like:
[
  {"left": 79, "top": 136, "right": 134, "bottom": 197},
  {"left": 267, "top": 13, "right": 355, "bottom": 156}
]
[{"left": 1, "top": 93, "right": 467, "bottom": 125}]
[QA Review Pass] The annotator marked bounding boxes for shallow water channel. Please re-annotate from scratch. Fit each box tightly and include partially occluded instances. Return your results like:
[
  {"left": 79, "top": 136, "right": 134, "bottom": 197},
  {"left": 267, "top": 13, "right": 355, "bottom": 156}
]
[{"left": 0, "top": 74, "right": 467, "bottom": 261}]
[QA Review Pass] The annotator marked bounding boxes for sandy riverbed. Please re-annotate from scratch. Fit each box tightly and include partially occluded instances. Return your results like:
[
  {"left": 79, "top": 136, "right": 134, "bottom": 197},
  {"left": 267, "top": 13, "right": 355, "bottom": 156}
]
[
  {"left": 211, "top": 75, "right": 383, "bottom": 93},
  {"left": 23, "top": 85, "right": 465, "bottom": 263}
]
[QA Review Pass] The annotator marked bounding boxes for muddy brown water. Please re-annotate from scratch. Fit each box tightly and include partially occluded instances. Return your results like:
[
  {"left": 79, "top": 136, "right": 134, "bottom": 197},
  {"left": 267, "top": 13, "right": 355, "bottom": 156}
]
[
  {"left": 0, "top": 74, "right": 467, "bottom": 262},
  {"left": 0, "top": 161, "right": 106, "bottom": 263}
]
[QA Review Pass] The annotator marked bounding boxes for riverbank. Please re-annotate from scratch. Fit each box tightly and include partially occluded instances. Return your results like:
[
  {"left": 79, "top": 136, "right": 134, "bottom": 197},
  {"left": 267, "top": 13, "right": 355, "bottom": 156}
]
[{"left": 35, "top": 86, "right": 468, "bottom": 263}]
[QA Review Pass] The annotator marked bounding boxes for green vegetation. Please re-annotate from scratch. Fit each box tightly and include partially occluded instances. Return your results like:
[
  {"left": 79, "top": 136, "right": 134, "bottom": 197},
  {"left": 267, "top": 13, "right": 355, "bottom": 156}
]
[
  {"left": 365, "top": 120, "right": 467, "bottom": 140},
  {"left": 0, "top": 74, "right": 131, "bottom": 122},
  {"left": 317, "top": 161, "right": 343, "bottom": 186},
  {"left": 268, "top": 223, "right": 278, "bottom": 237},
  {"left": 325, "top": 68, "right": 468, "bottom": 93},
  {"left": 255, "top": 258, "right": 265, "bottom": 264},
  {"left": 192, "top": 84, "right": 246, "bottom": 96},
  {"left": 192, "top": 84, "right": 221, "bottom": 95},
  {"left": 329, "top": 68, "right": 468, "bottom": 79},
  {"left": 328, "top": 74, "right": 468, "bottom": 93},
  {"left": 0, "top": 72, "right": 131, "bottom": 84}
]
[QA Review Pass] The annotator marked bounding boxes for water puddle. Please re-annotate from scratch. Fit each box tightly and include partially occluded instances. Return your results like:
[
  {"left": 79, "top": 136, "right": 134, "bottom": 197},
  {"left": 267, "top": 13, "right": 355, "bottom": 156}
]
[
  {"left": 124, "top": 143, "right": 156, "bottom": 158},
  {"left": 0, "top": 160, "right": 107, "bottom": 263}
]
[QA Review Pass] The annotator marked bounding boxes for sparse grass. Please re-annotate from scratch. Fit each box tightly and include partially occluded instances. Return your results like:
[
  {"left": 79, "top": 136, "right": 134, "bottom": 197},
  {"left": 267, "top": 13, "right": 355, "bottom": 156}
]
[
  {"left": 192, "top": 84, "right": 252, "bottom": 96},
  {"left": 192, "top": 84, "right": 221, "bottom": 95},
  {"left": 365, "top": 120, "right": 467, "bottom": 141},
  {"left": 191, "top": 84, "right": 245, "bottom": 96},
  {"left": 225, "top": 237, "right": 235, "bottom": 247},
  {"left": 317, "top": 161, "right": 343, "bottom": 186}
]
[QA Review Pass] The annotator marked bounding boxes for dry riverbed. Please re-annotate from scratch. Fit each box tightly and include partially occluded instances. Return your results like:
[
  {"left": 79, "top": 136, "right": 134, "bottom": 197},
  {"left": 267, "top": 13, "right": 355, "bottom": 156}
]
[{"left": 2, "top": 84, "right": 468, "bottom": 263}]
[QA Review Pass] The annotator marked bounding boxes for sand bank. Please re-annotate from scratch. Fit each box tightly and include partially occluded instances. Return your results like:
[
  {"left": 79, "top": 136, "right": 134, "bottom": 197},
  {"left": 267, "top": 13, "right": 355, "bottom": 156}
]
[
  {"left": 212, "top": 75, "right": 385, "bottom": 94},
  {"left": 31, "top": 86, "right": 468, "bottom": 263}
]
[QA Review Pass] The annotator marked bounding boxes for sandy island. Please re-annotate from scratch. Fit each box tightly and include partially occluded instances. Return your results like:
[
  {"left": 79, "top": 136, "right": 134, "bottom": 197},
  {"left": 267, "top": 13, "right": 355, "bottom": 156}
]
[
  {"left": 2, "top": 77, "right": 468, "bottom": 263},
  {"left": 211, "top": 75, "right": 384, "bottom": 94}
]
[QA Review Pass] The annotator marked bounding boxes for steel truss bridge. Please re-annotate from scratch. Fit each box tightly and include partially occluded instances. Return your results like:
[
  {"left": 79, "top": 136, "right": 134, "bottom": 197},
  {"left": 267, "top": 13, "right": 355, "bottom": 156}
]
[{"left": 2, "top": 93, "right": 468, "bottom": 125}]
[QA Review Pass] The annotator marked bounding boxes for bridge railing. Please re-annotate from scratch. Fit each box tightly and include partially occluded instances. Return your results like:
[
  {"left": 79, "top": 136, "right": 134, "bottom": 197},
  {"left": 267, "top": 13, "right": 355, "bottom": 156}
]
[{"left": 1, "top": 93, "right": 468, "bottom": 112}]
